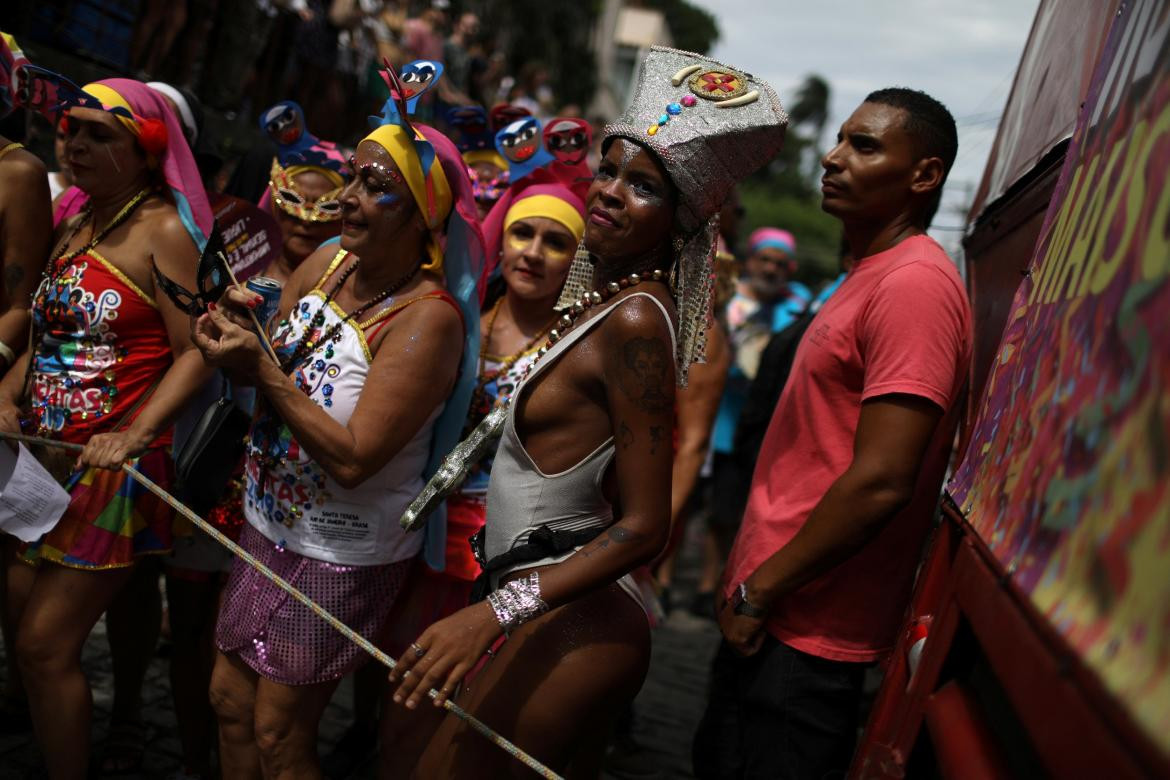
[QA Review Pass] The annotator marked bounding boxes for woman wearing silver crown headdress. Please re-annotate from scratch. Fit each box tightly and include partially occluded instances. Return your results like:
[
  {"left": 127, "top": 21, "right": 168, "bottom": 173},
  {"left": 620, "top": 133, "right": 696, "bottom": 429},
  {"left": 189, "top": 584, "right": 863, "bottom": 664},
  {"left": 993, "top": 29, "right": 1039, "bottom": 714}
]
[{"left": 390, "top": 46, "right": 787, "bottom": 775}]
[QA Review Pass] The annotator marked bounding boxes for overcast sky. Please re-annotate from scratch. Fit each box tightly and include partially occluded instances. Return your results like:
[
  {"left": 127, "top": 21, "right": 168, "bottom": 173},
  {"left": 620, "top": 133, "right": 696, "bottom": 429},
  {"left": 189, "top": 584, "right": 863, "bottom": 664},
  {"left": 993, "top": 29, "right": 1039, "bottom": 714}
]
[{"left": 693, "top": 0, "right": 1041, "bottom": 255}]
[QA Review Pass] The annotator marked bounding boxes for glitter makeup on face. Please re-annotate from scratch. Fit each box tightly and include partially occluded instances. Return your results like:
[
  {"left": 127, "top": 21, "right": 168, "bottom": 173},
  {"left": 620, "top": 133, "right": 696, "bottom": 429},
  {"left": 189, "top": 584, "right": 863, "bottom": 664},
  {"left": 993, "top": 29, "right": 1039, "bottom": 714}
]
[
  {"left": 376, "top": 193, "right": 403, "bottom": 207},
  {"left": 618, "top": 139, "right": 639, "bottom": 172}
]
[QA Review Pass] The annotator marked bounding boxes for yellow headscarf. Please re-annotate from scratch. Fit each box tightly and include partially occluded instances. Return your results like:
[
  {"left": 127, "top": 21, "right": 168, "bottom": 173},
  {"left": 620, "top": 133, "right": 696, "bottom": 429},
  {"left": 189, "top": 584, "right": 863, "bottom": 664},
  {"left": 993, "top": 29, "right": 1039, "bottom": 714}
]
[
  {"left": 362, "top": 124, "right": 453, "bottom": 271},
  {"left": 80, "top": 82, "right": 141, "bottom": 138},
  {"left": 504, "top": 194, "right": 585, "bottom": 244}
]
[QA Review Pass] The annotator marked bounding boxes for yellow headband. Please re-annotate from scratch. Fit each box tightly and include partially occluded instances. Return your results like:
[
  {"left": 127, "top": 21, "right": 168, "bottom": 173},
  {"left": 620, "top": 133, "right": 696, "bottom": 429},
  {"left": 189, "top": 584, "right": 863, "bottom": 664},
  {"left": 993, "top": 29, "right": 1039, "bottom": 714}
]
[
  {"left": 284, "top": 164, "right": 346, "bottom": 189},
  {"left": 80, "top": 83, "right": 140, "bottom": 138},
  {"left": 505, "top": 194, "right": 586, "bottom": 244},
  {"left": 362, "top": 124, "right": 452, "bottom": 271},
  {"left": 463, "top": 149, "right": 507, "bottom": 170}
]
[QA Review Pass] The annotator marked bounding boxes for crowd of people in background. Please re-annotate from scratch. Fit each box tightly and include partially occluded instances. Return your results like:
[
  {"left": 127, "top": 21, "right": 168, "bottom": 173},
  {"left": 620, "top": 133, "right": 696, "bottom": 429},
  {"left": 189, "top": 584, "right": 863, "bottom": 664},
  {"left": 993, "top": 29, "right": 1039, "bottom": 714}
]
[{"left": 0, "top": 5, "right": 971, "bottom": 778}]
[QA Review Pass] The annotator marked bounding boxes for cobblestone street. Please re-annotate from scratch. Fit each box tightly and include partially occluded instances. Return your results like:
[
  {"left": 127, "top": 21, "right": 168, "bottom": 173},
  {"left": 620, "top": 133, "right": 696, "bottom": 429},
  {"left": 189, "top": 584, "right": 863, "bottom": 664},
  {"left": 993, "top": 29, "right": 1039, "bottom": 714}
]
[{"left": 0, "top": 524, "right": 720, "bottom": 779}]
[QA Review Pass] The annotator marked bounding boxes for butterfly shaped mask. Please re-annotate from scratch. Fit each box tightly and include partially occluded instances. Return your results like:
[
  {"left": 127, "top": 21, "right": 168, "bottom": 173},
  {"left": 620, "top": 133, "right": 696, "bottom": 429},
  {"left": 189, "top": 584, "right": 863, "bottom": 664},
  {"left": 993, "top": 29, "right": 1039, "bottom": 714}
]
[{"left": 152, "top": 224, "right": 232, "bottom": 316}]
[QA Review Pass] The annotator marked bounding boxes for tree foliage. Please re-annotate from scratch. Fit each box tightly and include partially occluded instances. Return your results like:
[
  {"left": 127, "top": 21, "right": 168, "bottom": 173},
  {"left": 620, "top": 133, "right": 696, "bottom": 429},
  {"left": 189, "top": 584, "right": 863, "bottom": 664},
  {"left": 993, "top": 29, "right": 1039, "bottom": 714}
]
[
  {"left": 645, "top": 0, "right": 720, "bottom": 54},
  {"left": 485, "top": 0, "right": 600, "bottom": 108},
  {"left": 737, "top": 73, "right": 842, "bottom": 282}
]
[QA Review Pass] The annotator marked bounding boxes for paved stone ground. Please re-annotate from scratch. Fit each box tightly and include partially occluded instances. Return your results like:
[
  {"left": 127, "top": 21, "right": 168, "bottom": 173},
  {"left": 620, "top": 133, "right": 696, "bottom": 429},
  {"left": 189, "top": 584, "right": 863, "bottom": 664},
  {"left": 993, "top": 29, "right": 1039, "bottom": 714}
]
[{"left": 0, "top": 520, "right": 720, "bottom": 779}]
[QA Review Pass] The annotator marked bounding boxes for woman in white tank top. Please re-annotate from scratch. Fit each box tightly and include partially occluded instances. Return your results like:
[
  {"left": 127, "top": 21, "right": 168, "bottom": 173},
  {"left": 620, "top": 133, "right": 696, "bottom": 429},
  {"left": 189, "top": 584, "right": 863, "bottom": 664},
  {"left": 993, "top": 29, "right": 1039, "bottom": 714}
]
[
  {"left": 191, "top": 104, "right": 484, "bottom": 774},
  {"left": 390, "top": 47, "right": 789, "bottom": 776}
]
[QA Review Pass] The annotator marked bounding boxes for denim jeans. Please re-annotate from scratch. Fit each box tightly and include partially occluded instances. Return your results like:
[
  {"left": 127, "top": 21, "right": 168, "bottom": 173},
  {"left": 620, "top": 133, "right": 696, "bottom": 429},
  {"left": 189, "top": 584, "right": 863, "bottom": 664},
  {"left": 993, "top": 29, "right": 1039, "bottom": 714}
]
[{"left": 693, "top": 635, "right": 867, "bottom": 779}]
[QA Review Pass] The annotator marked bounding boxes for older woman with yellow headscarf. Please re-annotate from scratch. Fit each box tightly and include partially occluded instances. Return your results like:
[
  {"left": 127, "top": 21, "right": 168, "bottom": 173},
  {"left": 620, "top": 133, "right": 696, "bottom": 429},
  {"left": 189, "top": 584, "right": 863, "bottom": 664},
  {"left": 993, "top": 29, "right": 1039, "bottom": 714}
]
[{"left": 191, "top": 79, "right": 484, "bottom": 774}]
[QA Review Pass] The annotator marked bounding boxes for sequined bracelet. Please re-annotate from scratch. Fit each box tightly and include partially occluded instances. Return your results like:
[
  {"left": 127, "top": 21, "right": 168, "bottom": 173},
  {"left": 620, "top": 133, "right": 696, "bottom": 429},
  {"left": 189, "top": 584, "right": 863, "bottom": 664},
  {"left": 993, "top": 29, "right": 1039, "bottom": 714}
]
[{"left": 487, "top": 572, "right": 549, "bottom": 634}]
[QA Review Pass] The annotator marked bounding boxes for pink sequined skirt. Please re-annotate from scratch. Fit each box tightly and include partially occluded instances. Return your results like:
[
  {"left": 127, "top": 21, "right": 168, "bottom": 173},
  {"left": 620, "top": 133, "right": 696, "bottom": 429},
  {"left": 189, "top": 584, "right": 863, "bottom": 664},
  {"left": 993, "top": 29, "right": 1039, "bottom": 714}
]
[{"left": 216, "top": 523, "right": 411, "bottom": 685}]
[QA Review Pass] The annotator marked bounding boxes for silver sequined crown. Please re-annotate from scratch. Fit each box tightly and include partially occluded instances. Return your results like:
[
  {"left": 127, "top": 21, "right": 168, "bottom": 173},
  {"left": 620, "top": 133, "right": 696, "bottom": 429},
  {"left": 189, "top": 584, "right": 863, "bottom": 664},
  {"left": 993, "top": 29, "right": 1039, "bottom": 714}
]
[{"left": 604, "top": 46, "right": 788, "bottom": 233}]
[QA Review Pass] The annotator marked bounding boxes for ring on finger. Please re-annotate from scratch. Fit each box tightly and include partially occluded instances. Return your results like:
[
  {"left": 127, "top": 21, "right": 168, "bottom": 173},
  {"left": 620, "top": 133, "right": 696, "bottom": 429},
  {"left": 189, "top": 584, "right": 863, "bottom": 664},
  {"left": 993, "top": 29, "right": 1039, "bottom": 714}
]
[{"left": 411, "top": 642, "right": 427, "bottom": 659}]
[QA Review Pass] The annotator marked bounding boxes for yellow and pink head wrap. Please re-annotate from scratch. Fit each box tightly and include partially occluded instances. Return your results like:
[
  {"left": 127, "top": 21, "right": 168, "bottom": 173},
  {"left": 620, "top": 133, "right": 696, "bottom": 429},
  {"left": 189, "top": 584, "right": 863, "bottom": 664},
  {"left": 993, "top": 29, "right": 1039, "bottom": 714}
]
[
  {"left": 362, "top": 123, "right": 455, "bottom": 271},
  {"left": 72, "top": 78, "right": 213, "bottom": 248}
]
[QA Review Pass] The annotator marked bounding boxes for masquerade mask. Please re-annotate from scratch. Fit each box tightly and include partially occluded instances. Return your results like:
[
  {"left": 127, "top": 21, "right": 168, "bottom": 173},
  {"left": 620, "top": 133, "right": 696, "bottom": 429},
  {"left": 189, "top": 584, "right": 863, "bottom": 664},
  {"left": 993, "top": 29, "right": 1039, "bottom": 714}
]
[
  {"left": 543, "top": 118, "right": 592, "bottom": 165},
  {"left": 268, "top": 159, "right": 343, "bottom": 223},
  {"left": 152, "top": 225, "right": 231, "bottom": 315}
]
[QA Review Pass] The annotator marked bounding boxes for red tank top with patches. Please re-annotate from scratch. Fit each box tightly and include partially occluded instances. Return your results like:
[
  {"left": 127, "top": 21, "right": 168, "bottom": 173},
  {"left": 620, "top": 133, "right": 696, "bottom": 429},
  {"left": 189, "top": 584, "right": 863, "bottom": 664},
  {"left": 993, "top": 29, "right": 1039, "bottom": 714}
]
[{"left": 29, "top": 250, "right": 174, "bottom": 446}]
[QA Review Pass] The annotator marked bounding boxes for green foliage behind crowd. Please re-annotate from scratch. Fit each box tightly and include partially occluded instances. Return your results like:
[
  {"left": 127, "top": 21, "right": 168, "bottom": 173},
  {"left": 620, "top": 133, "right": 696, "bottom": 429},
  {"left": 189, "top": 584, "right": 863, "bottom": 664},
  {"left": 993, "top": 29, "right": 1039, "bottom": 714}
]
[{"left": 740, "top": 75, "right": 843, "bottom": 283}]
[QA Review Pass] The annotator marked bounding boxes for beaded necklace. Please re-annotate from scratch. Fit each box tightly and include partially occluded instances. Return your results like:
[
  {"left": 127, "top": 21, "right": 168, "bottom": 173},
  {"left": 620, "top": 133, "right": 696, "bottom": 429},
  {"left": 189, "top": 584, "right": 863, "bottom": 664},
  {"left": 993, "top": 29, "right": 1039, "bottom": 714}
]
[
  {"left": 519, "top": 268, "right": 670, "bottom": 385},
  {"left": 44, "top": 187, "right": 154, "bottom": 284},
  {"left": 401, "top": 266, "right": 671, "bottom": 530},
  {"left": 279, "top": 256, "right": 422, "bottom": 373},
  {"left": 471, "top": 298, "right": 553, "bottom": 413}
]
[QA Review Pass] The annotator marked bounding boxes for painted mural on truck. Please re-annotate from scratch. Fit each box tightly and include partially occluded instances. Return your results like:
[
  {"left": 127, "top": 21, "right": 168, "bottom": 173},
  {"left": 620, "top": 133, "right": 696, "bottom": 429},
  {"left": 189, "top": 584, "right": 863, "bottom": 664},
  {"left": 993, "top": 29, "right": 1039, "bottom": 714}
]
[{"left": 948, "top": 0, "right": 1170, "bottom": 752}]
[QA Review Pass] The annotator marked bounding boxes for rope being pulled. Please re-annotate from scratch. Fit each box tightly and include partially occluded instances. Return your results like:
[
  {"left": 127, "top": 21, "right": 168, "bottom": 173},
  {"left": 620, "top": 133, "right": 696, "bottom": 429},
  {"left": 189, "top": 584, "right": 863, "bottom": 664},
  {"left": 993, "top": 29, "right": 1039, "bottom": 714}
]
[{"left": 0, "top": 431, "right": 562, "bottom": 780}]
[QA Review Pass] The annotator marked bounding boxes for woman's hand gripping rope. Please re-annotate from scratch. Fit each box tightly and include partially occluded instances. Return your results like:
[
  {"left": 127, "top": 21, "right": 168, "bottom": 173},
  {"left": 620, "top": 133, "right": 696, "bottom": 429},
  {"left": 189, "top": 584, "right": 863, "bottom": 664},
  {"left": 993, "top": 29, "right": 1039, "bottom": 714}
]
[{"left": 0, "top": 430, "right": 564, "bottom": 780}]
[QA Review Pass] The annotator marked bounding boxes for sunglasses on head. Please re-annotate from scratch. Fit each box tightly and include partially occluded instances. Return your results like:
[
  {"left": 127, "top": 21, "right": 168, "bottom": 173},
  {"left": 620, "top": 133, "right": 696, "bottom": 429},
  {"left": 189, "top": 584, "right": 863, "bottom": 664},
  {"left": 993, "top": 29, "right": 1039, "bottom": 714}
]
[{"left": 153, "top": 223, "right": 232, "bottom": 315}]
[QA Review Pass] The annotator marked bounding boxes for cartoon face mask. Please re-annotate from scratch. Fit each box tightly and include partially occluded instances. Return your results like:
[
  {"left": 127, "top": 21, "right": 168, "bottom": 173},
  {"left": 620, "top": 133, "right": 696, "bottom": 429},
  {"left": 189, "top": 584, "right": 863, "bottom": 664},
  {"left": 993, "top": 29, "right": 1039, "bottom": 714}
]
[
  {"left": 543, "top": 118, "right": 591, "bottom": 165},
  {"left": 268, "top": 159, "right": 343, "bottom": 223},
  {"left": 262, "top": 102, "right": 305, "bottom": 147},
  {"left": 397, "top": 59, "right": 444, "bottom": 113},
  {"left": 489, "top": 104, "right": 531, "bottom": 133},
  {"left": 495, "top": 117, "right": 555, "bottom": 183},
  {"left": 446, "top": 105, "right": 491, "bottom": 151},
  {"left": 498, "top": 117, "right": 542, "bottom": 163},
  {"left": 12, "top": 64, "right": 93, "bottom": 121}
]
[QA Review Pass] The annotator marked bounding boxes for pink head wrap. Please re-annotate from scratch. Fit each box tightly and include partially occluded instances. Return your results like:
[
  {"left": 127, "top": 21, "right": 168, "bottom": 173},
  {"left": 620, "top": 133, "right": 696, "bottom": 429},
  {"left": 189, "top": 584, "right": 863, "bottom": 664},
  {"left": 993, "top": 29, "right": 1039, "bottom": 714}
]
[
  {"left": 78, "top": 78, "right": 213, "bottom": 249},
  {"left": 748, "top": 227, "right": 796, "bottom": 257},
  {"left": 481, "top": 167, "right": 589, "bottom": 279}
]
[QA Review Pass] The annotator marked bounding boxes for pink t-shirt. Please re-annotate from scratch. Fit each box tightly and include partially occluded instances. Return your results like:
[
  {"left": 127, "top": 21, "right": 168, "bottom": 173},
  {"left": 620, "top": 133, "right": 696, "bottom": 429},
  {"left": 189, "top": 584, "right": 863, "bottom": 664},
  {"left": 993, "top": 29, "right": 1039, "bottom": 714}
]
[{"left": 724, "top": 234, "right": 972, "bottom": 663}]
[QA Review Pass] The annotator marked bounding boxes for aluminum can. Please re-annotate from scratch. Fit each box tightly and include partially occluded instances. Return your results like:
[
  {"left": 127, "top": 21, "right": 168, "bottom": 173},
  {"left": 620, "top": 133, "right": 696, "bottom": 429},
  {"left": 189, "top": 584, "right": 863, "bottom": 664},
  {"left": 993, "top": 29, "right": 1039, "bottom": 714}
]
[{"left": 245, "top": 276, "right": 283, "bottom": 332}]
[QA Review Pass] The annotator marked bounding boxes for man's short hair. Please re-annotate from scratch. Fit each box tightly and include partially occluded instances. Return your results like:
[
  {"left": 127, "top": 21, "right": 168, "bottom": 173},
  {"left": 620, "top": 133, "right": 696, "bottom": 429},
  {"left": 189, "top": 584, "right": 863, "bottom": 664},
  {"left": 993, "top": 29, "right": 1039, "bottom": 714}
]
[
  {"left": 865, "top": 87, "right": 957, "bottom": 226},
  {"left": 864, "top": 87, "right": 958, "bottom": 180}
]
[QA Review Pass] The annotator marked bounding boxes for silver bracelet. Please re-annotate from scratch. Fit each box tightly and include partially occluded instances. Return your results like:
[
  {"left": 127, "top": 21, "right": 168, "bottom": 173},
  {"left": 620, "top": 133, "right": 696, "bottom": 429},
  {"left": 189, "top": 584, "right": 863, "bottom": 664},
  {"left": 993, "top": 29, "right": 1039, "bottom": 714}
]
[
  {"left": 0, "top": 338, "right": 15, "bottom": 367},
  {"left": 487, "top": 571, "right": 550, "bottom": 634}
]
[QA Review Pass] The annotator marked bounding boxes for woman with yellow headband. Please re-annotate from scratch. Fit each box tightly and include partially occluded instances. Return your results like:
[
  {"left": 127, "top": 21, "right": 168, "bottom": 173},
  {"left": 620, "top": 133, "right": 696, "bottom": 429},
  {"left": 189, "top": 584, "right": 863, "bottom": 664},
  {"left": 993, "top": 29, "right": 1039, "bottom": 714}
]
[
  {"left": 258, "top": 100, "right": 350, "bottom": 284},
  {"left": 0, "top": 77, "right": 214, "bottom": 777},
  {"left": 190, "top": 100, "right": 484, "bottom": 774},
  {"left": 379, "top": 171, "right": 586, "bottom": 774}
]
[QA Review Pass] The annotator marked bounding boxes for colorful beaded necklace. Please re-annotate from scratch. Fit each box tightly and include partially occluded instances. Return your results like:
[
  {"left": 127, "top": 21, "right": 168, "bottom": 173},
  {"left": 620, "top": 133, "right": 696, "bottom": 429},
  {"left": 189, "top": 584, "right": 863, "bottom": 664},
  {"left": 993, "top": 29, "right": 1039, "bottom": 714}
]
[
  {"left": 279, "top": 256, "right": 422, "bottom": 373},
  {"left": 45, "top": 187, "right": 154, "bottom": 283},
  {"left": 471, "top": 297, "right": 553, "bottom": 413}
]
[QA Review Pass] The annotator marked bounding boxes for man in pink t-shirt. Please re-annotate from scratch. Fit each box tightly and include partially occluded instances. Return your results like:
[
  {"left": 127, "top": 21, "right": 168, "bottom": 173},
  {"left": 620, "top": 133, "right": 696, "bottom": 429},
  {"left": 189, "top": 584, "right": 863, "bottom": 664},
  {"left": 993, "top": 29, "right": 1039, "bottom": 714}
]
[{"left": 694, "top": 88, "right": 972, "bottom": 779}]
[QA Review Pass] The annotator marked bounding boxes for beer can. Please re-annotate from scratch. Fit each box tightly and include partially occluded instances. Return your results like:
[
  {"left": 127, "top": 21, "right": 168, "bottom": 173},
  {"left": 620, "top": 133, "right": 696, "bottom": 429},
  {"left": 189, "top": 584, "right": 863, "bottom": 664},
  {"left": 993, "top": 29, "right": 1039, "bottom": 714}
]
[{"left": 245, "top": 276, "right": 283, "bottom": 332}]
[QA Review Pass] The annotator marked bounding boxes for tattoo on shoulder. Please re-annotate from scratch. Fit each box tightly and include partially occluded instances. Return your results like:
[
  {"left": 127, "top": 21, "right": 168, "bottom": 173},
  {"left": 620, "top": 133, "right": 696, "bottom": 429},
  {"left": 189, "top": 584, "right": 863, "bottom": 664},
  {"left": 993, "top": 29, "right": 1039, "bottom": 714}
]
[
  {"left": 618, "top": 420, "right": 634, "bottom": 449},
  {"left": 618, "top": 336, "right": 671, "bottom": 414},
  {"left": 4, "top": 264, "right": 24, "bottom": 293}
]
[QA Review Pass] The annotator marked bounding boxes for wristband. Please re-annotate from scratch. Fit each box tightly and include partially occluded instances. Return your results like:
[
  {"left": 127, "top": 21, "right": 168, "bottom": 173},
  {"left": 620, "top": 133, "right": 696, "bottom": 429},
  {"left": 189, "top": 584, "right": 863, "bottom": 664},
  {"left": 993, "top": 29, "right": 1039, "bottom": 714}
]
[{"left": 487, "top": 571, "right": 550, "bottom": 634}]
